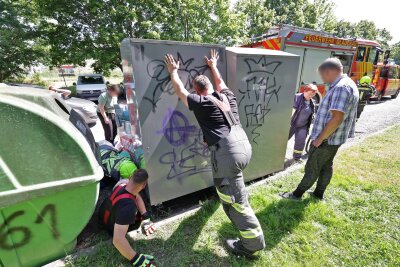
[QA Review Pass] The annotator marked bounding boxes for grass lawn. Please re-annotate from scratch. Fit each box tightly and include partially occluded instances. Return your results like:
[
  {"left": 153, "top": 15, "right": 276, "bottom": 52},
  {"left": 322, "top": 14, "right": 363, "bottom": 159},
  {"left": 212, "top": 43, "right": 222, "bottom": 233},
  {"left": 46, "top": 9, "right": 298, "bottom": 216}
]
[{"left": 66, "top": 125, "right": 400, "bottom": 267}]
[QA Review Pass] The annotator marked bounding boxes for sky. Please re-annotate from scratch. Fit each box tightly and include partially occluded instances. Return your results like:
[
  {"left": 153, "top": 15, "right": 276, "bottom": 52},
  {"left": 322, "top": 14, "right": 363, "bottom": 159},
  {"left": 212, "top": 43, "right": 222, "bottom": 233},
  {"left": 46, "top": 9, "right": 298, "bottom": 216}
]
[{"left": 332, "top": 0, "right": 399, "bottom": 44}]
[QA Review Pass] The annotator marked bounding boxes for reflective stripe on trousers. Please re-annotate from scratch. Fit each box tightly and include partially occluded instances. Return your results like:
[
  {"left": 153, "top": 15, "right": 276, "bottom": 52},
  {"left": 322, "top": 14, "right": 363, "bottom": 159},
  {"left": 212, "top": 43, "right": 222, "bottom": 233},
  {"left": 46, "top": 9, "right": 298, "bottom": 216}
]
[
  {"left": 212, "top": 126, "right": 265, "bottom": 252},
  {"left": 289, "top": 125, "right": 308, "bottom": 159}
]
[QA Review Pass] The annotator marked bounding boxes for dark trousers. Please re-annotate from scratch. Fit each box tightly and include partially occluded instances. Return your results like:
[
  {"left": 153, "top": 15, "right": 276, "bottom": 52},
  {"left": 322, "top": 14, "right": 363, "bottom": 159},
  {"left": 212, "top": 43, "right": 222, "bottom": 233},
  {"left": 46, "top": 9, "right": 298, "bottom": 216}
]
[
  {"left": 357, "top": 102, "right": 366, "bottom": 119},
  {"left": 293, "top": 142, "right": 340, "bottom": 198},
  {"left": 211, "top": 126, "right": 265, "bottom": 252},
  {"left": 98, "top": 112, "right": 117, "bottom": 143},
  {"left": 288, "top": 125, "right": 308, "bottom": 159}
]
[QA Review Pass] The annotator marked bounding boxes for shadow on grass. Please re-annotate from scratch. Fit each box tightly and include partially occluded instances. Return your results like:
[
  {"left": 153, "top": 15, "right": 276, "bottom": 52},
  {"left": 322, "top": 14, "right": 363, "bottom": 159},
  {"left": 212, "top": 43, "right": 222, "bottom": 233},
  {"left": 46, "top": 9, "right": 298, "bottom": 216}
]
[
  {"left": 125, "top": 200, "right": 234, "bottom": 267},
  {"left": 70, "top": 198, "right": 312, "bottom": 266},
  {"left": 219, "top": 197, "right": 312, "bottom": 252}
]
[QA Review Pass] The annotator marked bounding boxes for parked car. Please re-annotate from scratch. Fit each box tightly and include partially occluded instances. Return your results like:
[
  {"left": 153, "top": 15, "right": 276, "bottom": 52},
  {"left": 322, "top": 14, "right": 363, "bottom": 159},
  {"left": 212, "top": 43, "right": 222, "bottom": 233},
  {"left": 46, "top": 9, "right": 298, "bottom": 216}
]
[
  {"left": 4, "top": 83, "right": 98, "bottom": 126},
  {"left": 73, "top": 74, "right": 108, "bottom": 101},
  {"left": 64, "top": 95, "right": 98, "bottom": 126}
]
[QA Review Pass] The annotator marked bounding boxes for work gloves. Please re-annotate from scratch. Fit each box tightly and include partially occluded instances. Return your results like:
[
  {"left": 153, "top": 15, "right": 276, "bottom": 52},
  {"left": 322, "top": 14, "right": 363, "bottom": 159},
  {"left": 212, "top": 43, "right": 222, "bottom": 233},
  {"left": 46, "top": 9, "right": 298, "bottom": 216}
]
[
  {"left": 141, "top": 212, "right": 156, "bottom": 236},
  {"left": 131, "top": 253, "right": 157, "bottom": 267}
]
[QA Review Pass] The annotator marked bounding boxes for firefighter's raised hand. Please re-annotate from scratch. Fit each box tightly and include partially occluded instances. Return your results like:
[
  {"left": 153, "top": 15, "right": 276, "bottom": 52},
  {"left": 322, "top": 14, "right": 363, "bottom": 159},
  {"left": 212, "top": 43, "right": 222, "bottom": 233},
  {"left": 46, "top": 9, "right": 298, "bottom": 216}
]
[
  {"left": 205, "top": 49, "right": 219, "bottom": 68},
  {"left": 164, "top": 54, "right": 180, "bottom": 74}
]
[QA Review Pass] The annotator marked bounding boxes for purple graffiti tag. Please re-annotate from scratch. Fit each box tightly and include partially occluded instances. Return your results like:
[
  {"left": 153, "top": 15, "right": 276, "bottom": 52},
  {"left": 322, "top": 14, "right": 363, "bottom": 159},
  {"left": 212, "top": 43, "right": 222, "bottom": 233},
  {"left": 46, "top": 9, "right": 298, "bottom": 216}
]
[
  {"left": 159, "top": 136, "right": 211, "bottom": 180},
  {"left": 157, "top": 108, "right": 197, "bottom": 146}
]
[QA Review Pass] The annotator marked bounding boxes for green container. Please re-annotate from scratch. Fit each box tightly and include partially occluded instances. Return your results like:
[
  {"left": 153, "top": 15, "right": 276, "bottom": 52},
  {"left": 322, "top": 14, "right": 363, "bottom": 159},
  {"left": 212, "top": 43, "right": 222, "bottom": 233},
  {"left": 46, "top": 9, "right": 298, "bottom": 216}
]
[{"left": 0, "top": 89, "right": 103, "bottom": 267}]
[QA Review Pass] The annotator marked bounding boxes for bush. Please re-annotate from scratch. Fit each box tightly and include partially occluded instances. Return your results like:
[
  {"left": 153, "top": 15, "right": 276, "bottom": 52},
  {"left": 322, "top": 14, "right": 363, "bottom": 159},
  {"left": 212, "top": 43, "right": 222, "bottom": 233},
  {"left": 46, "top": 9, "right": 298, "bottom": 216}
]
[
  {"left": 67, "top": 85, "right": 77, "bottom": 96},
  {"left": 29, "top": 73, "right": 48, "bottom": 87}
]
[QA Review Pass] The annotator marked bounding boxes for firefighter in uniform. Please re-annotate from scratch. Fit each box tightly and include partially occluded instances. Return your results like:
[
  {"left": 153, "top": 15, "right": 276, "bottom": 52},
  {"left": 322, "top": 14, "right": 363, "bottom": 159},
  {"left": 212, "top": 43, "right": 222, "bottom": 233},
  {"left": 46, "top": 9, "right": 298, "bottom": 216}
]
[
  {"left": 164, "top": 50, "right": 265, "bottom": 259},
  {"left": 289, "top": 84, "right": 317, "bottom": 162},
  {"left": 357, "top": 75, "right": 375, "bottom": 120},
  {"left": 98, "top": 169, "right": 157, "bottom": 267}
]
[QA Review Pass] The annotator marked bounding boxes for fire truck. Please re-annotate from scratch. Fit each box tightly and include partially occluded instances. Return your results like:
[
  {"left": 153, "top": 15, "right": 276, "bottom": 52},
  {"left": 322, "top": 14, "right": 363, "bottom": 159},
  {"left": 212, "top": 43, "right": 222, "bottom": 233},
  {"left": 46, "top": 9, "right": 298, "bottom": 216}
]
[{"left": 243, "top": 25, "right": 383, "bottom": 102}]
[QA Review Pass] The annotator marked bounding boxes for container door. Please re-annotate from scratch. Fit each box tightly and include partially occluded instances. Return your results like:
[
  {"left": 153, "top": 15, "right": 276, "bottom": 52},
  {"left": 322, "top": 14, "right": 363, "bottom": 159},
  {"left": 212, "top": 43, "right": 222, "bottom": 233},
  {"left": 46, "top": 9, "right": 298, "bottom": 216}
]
[
  {"left": 301, "top": 48, "right": 332, "bottom": 85},
  {"left": 226, "top": 49, "right": 301, "bottom": 181}
]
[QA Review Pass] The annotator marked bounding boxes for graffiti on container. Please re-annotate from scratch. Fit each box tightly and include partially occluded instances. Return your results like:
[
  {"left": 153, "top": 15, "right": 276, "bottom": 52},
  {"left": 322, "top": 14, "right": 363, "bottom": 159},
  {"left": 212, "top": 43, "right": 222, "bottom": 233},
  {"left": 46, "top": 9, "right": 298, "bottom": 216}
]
[
  {"left": 238, "top": 57, "right": 282, "bottom": 144},
  {"left": 156, "top": 108, "right": 198, "bottom": 146},
  {"left": 158, "top": 109, "right": 211, "bottom": 180},
  {"left": 0, "top": 204, "right": 59, "bottom": 250},
  {"left": 144, "top": 53, "right": 209, "bottom": 111}
]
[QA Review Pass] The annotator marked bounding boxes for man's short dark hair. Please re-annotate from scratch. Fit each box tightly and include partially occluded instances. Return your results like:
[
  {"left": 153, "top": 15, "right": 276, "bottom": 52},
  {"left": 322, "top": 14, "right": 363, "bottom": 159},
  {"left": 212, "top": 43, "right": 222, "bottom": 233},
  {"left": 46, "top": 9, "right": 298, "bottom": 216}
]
[
  {"left": 193, "top": 75, "right": 212, "bottom": 93},
  {"left": 318, "top": 58, "right": 343, "bottom": 72},
  {"left": 132, "top": 169, "right": 149, "bottom": 184}
]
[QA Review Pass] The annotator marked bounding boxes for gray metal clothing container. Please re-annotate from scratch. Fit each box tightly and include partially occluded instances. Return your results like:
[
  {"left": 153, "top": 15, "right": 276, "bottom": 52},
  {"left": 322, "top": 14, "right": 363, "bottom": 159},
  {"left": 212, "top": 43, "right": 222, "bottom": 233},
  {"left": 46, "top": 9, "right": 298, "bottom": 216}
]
[
  {"left": 226, "top": 47, "right": 300, "bottom": 181},
  {"left": 120, "top": 39, "right": 300, "bottom": 205}
]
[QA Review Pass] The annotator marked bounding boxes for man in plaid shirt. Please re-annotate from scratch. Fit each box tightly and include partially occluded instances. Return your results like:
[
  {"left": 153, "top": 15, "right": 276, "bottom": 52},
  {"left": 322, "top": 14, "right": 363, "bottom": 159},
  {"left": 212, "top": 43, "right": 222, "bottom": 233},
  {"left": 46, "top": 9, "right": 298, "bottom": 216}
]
[{"left": 281, "top": 58, "right": 359, "bottom": 200}]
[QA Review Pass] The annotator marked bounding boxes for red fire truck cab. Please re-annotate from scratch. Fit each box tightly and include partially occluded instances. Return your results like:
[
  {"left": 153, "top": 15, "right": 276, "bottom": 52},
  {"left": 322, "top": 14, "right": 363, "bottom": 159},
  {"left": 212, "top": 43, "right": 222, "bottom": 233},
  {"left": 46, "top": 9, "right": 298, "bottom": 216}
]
[{"left": 350, "top": 39, "right": 383, "bottom": 83}]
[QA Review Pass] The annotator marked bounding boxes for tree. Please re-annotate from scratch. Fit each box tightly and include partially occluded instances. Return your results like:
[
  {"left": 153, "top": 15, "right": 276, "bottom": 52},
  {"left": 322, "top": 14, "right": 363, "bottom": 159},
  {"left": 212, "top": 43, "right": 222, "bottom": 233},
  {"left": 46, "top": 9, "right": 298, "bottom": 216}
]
[
  {"left": 390, "top": 42, "right": 400, "bottom": 64},
  {"left": 303, "top": 0, "right": 336, "bottom": 32},
  {"left": 265, "top": 0, "right": 306, "bottom": 27},
  {"left": 377, "top": 28, "right": 392, "bottom": 49},
  {"left": 234, "top": 0, "right": 275, "bottom": 40},
  {"left": 333, "top": 19, "right": 392, "bottom": 48},
  {"left": 30, "top": 0, "right": 244, "bottom": 75},
  {"left": 332, "top": 20, "right": 357, "bottom": 38},
  {"left": 30, "top": 0, "right": 165, "bottom": 74},
  {"left": 0, "top": 1, "right": 47, "bottom": 82},
  {"left": 160, "top": 0, "right": 246, "bottom": 45},
  {"left": 354, "top": 20, "right": 380, "bottom": 40}
]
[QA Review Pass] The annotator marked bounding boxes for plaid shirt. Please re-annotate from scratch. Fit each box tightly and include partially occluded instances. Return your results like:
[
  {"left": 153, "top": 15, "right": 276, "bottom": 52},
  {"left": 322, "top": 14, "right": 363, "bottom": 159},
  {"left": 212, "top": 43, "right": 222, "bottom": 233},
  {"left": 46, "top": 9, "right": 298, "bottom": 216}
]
[{"left": 311, "top": 74, "right": 359, "bottom": 145}]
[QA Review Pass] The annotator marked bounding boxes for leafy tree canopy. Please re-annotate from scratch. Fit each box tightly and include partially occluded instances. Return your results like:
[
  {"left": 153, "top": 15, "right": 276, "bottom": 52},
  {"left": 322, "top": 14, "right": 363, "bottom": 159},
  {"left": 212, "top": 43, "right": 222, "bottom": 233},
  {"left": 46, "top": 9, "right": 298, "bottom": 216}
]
[
  {"left": 390, "top": 42, "right": 400, "bottom": 64},
  {"left": 1, "top": 0, "right": 397, "bottom": 79},
  {"left": 0, "top": 1, "right": 47, "bottom": 82},
  {"left": 30, "top": 0, "right": 245, "bottom": 75}
]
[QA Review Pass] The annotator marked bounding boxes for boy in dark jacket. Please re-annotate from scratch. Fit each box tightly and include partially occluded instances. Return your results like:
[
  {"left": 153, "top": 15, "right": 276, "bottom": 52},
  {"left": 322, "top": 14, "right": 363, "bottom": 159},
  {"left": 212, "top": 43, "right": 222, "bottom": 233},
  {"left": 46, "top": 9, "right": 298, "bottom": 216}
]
[{"left": 289, "top": 84, "right": 317, "bottom": 161}]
